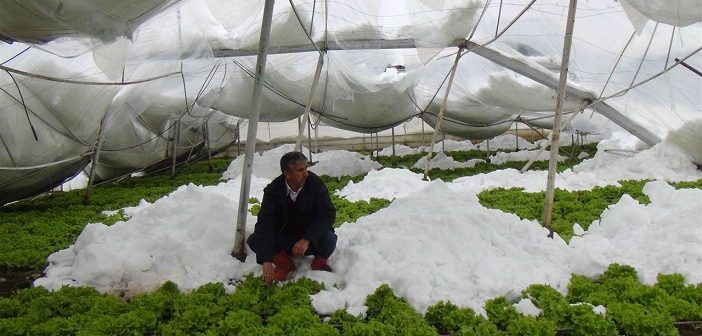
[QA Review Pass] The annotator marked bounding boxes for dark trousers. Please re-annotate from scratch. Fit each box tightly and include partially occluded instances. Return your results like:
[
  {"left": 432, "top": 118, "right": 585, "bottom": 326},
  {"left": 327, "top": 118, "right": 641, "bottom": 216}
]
[{"left": 247, "top": 230, "right": 337, "bottom": 260}]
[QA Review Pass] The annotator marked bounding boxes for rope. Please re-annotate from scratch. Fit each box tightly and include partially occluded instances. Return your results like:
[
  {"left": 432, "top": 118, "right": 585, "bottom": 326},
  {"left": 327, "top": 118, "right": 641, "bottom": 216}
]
[
  {"left": 289, "top": 0, "right": 323, "bottom": 56},
  {"left": 597, "top": 31, "right": 635, "bottom": 101},
  {"left": 5, "top": 71, "right": 38, "bottom": 141},
  {"left": 628, "top": 23, "right": 658, "bottom": 89},
  {"left": 592, "top": 46, "right": 701, "bottom": 104},
  {"left": 462, "top": 0, "right": 537, "bottom": 57},
  {"left": 0, "top": 47, "right": 30, "bottom": 65},
  {"left": 0, "top": 64, "right": 180, "bottom": 85},
  {"left": 0, "top": 152, "right": 93, "bottom": 170},
  {"left": 664, "top": 26, "right": 676, "bottom": 69}
]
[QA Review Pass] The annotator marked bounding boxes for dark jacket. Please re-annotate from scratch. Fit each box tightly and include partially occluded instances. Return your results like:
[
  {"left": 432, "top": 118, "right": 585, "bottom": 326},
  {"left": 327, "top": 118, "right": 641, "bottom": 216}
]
[{"left": 252, "top": 171, "right": 335, "bottom": 263}]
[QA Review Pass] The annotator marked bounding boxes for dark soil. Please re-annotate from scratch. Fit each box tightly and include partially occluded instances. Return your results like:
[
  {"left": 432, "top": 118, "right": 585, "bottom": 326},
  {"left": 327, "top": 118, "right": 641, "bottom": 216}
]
[
  {"left": 677, "top": 322, "right": 702, "bottom": 336},
  {"left": 0, "top": 271, "right": 37, "bottom": 297}
]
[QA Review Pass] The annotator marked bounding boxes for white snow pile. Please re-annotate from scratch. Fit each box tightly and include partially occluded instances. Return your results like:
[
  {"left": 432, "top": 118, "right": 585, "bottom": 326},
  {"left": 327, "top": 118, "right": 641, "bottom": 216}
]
[
  {"left": 379, "top": 139, "right": 477, "bottom": 157},
  {"left": 568, "top": 181, "right": 702, "bottom": 284},
  {"left": 378, "top": 144, "right": 419, "bottom": 157},
  {"left": 412, "top": 152, "right": 485, "bottom": 170},
  {"left": 222, "top": 144, "right": 379, "bottom": 180},
  {"left": 477, "top": 134, "right": 538, "bottom": 151},
  {"left": 572, "top": 140, "right": 701, "bottom": 182},
  {"left": 312, "top": 178, "right": 702, "bottom": 315},
  {"left": 312, "top": 181, "right": 571, "bottom": 315},
  {"left": 34, "top": 136, "right": 702, "bottom": 318},
  {"left": 35, "top": 178, "right": 270, "bottom": 294},
  {"left": 222, "top": 144, "right": 299, "bottom": 180},
  {"left": 335, "top": 168, "right": 430, "bottom": 202},
  {"left": 308, "top": 150, "right": 381, "bottom": 178},
  {"left": 489, "top": 149, "right": 565, "bottom": 165}
]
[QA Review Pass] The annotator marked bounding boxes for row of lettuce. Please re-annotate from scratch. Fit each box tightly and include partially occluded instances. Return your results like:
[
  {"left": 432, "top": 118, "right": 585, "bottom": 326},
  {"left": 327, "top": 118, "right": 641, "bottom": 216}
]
[{"left": 0, "top": 264, "right": 699, "bottom": 335}]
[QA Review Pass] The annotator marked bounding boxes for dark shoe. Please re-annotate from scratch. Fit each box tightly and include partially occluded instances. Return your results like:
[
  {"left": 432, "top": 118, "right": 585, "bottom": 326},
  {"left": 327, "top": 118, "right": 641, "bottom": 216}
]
[
  {"left": 311, "top": 256, "right": 333, "bottom": 272},
  {"left": 273, "top": 251, "right": 295, "bottom": 281}
]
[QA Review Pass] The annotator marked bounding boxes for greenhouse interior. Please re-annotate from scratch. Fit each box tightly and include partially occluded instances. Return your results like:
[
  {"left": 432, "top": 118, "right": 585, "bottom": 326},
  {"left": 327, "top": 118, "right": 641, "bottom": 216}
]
[{"left": 0, "top": 0, "right": 701, "bottom": 334}]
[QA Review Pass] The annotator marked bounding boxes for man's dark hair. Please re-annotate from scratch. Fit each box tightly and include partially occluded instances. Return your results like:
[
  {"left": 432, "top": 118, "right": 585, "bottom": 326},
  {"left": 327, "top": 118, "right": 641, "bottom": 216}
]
[{"left": 280, "top": 151, "right": 308, "bottom": 172}]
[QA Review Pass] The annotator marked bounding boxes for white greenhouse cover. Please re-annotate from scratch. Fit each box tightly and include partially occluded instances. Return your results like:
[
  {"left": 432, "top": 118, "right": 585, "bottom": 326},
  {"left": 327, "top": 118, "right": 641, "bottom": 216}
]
[{"left": 0, "top": 0, "right": 700, "bottom": 203}]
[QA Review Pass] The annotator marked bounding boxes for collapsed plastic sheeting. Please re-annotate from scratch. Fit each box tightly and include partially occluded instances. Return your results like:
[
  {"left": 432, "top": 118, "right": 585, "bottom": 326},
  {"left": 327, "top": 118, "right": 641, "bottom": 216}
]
[
  {"left": 0, "top": 49, "right": 238, "bottom": 204},
  {"left": 1, "top": 0, "right": 701, "bottom": 202},
  {"left": 0, "top": 0, "right": 183, "bottom": 51}
]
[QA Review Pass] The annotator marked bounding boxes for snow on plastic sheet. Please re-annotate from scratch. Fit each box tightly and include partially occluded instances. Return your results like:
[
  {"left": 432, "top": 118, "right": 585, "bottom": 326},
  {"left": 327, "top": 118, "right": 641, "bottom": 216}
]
[{"left": 621, "top": 0, "right": 702, "bottom": 26}]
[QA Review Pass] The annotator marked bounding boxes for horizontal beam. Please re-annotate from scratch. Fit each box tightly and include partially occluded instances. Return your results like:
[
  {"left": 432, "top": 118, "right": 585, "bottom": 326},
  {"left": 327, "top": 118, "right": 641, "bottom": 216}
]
[
  {"left": 213, "top": 38, "right": 661, "bottom": 146},
  {"left": 465, "top": 41, "right": 661, "bottom": 146},
  {"left": 213, "top": 38, "right": 423, "bottom": 58}
]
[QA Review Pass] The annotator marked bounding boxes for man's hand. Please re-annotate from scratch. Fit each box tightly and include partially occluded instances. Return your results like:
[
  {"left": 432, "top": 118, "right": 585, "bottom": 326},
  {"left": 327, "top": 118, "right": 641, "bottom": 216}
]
[
  {"left": 292, "top": 239, "right": 310, "bottom": 256},
  {"left": 262, "top": 262, "right": 274, "bottom": 285}
]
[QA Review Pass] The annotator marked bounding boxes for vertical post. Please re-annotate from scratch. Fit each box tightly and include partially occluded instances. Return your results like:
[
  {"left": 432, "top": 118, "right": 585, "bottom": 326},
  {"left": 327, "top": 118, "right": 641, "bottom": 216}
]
[
  {"left": 295, "top": 53, "right": 325, "bottom": 154},
  {"left": 307, "top": 117, "right": 313, "bottom": 161},
  {"left": 374, "top": 132, "right": 380, "bottom": 160},
  {"left": 267, "top": 122, "right": 273, "bottom": 150},
  {"left": 421, "top": 119, "right": 425, "bottom": 144},
  {"left": 232, "top": 0, "right": 275, "bottom": 261},
  {"left": 236, "top": 120, "right": 241, "bottom": 156},
  {"left": 82, "top": 118, "right": 108, "bottom": 205},
  {"left": 205, "top": 122, "right": 213, "bottom": 172},
  {"left": 515, "top": 122, "right": 519, "bottom": 150},
  {"left": 543, "top": 0, "right": 577, "bottom": 238},
  {"left": 423, "top": 44, "right": 465, "bottom": 180},
  {"left": 314, "top": 120, "right": 319, "bottom": 153},
  {"left": 391, "top": 127, "right": 396, "bottom": 166},
  {"left": 170, "top": 120, "right": 180, "bottom": 179}
]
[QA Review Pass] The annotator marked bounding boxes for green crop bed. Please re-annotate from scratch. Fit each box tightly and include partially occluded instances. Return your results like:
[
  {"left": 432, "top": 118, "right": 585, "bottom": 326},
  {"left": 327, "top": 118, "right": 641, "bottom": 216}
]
[{"left": 1, "top": 145, "right": 700, "bottom": 335}]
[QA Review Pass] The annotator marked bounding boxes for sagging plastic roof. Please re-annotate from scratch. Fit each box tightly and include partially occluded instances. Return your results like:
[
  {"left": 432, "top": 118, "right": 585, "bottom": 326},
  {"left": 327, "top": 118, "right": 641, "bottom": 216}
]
[{"left": 0, "top": 0, "right": 700, "bottom": 204}]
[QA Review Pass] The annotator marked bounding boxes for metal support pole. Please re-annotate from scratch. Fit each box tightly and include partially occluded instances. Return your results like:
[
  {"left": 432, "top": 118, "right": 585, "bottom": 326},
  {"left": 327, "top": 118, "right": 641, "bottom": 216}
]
[
  {"left": 391, "top": 127, "right": 396, "bottom": 166},
  {"left": 421, "top": 119, "right": 425, "bottom": 144},
  {"left": 314, "top": 121, "right": 319, "bottom": 153},
  {"left": 82, "top": 119, "right": 107, "bottom": 205},
  {"left": 374, "top": 132, "right": 380, "bottom": 160},
  {"left": 423, "top": 45, "right": 465, "bottom": 180},
  {"left": 170, "top": 120, "right": 180, "bottom": 179},
  {"left": 232, "top": 0, "right": 275, "bottom": 261},
  {"left": 205, "top": 122, "right": 213, "bottom": 172},
  {"left": 515, "top": 122, "right": 519, "bottom": 150},
  {"left": 236, "top": 120, "right": 241, "bottom": 156},
  {"left": 295, "top": 53, "right": 325, "bottom": 154},
  {"left": 307, "top": 117, "right": 313, "bottom": 161},
  {"left": 543, "top": 0, "right": 577, "bottom": 238}
]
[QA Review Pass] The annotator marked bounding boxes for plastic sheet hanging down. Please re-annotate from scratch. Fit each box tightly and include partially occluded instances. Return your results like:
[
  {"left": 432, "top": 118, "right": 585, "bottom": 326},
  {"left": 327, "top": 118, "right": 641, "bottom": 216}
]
[
  {"left": 467, "top": 0, "right": 701, "bottom": 142},
  {"left": 88, "top": 59, "right": 218, "bottom": 182},
  {"left": 312, "top": 50, "right": 421, "bottom": 133},
  {"left": 206, "top": 55, "right": 309, "bottom": 122},
  {"left": 621, "top": 0, "right": 702, "bottom": 27},
  {"left": 0, "top": 0, "right": 701, "bottom": 204},
  {"left": 0, "top": 44, "right": 117, "bottom": 204},
  {"left": 0, "top": 0, "right": 183, "bottom": 56}
]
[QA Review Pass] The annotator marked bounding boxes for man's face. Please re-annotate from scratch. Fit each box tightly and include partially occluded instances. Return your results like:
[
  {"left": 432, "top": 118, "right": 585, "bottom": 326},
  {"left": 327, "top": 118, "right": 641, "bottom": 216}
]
[{"left": 283, "top": 160, "right": 309, "bottom": 191}]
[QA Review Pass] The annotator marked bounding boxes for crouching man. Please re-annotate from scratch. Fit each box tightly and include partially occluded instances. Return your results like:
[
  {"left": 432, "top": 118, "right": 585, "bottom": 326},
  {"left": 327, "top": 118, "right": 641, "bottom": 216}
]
[{"left": 247, "top": 151, "right": 337, "bottom": 285}]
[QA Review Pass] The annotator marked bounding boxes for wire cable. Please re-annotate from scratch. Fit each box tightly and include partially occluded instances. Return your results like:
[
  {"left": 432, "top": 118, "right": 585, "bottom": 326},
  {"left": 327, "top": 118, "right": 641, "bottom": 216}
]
[
  {"left": 0, "top": 64, "right": 180, "bottom": 85},
  {"left": 5, "top": 71, "right": 38, "bottom": 141}
]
